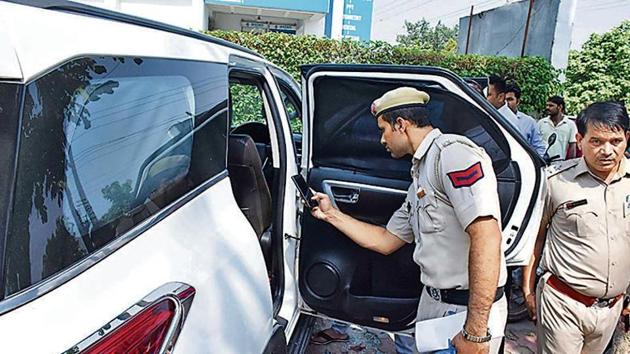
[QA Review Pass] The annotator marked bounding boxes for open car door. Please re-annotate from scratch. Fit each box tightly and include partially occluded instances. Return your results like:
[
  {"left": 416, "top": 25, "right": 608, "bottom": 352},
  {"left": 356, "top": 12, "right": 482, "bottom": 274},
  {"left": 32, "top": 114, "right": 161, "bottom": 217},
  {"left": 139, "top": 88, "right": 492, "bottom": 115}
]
[{"left": 297, "top": 64, "right": 545, "bottom": 332}]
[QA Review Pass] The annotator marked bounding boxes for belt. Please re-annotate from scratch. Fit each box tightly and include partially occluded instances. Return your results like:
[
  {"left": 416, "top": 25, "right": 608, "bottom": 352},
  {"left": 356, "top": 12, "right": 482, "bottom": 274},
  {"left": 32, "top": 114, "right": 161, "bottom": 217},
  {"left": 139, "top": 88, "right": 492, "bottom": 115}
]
[
  {"left": 425, "top": 286, "right": 505, "bottom": 306},
  {"left": 546, "top": 274, "right": 623, "bottom": 308}
]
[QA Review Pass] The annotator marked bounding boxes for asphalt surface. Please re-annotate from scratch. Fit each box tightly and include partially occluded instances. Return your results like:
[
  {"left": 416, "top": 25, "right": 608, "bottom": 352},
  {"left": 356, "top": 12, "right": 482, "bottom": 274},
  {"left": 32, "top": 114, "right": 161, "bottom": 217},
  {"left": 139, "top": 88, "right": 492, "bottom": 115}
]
[{"left": 306, "top": 317, "right": 537, "bottom": 354}]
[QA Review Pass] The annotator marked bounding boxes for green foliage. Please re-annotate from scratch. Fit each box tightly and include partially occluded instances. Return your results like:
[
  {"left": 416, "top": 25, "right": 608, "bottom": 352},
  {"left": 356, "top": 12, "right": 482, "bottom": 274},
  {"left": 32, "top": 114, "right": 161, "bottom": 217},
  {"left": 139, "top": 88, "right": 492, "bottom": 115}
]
[
  {"left": 208, "top": 30, "right": 560, "bottom": 115},
  {"left": 397, "top": 19, "right": 459, "bottom": 53},
  {"left": 230, "top": 83, "right": 265, "bottom": 127},
  {"left": 565, "top": 21, "right": 630, "bottom": 114}
]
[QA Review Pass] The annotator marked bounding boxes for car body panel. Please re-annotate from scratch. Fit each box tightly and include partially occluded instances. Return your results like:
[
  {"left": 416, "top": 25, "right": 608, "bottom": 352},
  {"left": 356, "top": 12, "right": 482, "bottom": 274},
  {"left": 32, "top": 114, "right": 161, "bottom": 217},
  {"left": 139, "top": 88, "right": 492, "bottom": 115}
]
[{"left": 0, "top": 178, "right": 274, "bottom": 353}]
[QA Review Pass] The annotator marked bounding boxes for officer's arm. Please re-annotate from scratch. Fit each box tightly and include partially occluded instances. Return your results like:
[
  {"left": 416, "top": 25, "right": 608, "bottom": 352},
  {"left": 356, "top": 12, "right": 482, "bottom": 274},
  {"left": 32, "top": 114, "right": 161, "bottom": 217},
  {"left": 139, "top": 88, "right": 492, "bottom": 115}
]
[
  {"left": 311, "top": 192, "right": 406, "bottom": 255},
  {"left": 464, "top": 216, "right": 502, "bottom": 338},
  {"left": 522, "top": 213, "right": 549, "bottom": 298}
]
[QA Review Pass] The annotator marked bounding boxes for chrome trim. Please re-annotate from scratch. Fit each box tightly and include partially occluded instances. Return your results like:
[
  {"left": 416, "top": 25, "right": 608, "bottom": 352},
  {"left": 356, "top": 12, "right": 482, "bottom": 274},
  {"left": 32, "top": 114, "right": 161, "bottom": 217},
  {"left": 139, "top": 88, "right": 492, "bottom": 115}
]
[
  {"left": 0, "top": 170, "right": 227, "bottom": 315},
  {"left": 321, "top": 180, "right": 407, "bottom": 209},
  {"left": 64, "top": 282, "right": 196, "bottom": 354}
]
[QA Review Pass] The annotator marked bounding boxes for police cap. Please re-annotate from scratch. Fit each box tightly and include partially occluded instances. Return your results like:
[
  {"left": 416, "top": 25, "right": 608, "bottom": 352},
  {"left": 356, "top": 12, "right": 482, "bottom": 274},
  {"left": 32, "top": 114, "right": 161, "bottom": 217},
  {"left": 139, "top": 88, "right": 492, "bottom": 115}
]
[{"left": 370, "top": 87, "right": 430, "bottom": 117}]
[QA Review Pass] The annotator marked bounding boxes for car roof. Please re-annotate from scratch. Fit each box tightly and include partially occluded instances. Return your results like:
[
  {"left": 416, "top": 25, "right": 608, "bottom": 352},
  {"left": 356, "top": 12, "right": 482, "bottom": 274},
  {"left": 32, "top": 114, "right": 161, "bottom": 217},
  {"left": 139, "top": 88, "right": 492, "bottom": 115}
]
[{"left": 3, "top": 0, "right": 262, "bottom": 59}]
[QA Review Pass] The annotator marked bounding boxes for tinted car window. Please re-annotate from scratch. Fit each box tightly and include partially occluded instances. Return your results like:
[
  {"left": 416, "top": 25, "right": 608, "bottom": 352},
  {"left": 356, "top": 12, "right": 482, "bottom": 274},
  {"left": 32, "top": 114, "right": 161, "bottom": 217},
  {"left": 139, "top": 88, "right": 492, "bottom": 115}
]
[
  {"left": 5, "top": 56, "right": 228, "bottom": 296},
  {"left": 311, "top": 76, "right": 510, "bottom": 180}
]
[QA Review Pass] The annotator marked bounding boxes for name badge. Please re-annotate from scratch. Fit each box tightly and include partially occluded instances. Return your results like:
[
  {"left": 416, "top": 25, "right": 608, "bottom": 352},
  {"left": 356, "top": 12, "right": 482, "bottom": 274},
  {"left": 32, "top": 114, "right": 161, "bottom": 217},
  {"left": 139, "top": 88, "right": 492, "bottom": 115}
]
[{"left": 624, "top": 195, "right": 630, "bottom": 218}]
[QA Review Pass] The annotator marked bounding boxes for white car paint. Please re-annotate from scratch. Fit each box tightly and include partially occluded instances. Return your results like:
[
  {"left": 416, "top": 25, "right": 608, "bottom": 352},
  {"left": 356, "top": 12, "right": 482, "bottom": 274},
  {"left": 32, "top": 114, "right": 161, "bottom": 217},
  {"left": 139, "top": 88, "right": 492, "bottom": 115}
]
[
  {"left": 0, "top": 2, "right": 300, "bottom": 352},
  {"left": 0, "top": 178, "right": 274, "bottom": 354}
]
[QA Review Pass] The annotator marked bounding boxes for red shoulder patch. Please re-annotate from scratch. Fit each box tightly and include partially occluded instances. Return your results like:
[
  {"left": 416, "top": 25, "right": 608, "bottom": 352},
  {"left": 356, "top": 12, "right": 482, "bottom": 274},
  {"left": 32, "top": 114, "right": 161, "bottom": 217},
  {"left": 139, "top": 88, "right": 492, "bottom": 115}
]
[{"left": 447, "top": 161, "right": 484, "bottom": 189}]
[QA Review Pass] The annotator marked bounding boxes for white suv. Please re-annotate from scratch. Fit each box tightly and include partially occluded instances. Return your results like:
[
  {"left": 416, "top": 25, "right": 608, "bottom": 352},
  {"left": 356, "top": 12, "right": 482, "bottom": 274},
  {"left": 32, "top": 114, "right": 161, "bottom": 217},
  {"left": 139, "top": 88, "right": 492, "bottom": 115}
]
[{"left": 0, "top": 1, "right": 546, "bottom": 353}]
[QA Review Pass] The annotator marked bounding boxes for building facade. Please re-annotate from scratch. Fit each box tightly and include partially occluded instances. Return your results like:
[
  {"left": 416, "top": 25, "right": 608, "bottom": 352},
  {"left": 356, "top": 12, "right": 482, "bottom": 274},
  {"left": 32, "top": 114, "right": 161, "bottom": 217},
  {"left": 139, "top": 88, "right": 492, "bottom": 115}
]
[{"left": 76, "top": 0, "right": 373, "bottom": 41}]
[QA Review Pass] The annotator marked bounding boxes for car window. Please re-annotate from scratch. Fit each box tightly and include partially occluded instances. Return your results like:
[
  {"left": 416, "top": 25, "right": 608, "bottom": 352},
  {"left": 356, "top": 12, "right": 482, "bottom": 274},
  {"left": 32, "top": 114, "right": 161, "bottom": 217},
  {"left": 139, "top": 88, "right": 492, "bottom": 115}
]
[
  {"left": 311, "top": 76, "right": 510, "bottom": 181},
  {"left": 4, "top": 56, "right": 228, "bottom": 296},
  {"left": 230, "top": 82, "right": 265, "bottom": 127},
  {"left": 279, "top": 88, "right": 302, "bottom": 133}
]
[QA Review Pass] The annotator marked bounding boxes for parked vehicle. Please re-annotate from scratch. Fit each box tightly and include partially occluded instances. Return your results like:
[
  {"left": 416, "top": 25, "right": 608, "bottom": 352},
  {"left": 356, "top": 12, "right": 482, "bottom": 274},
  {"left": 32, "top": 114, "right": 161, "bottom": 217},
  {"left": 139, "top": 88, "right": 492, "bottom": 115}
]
[{"left": 0, "top": 1, "right": 545, "bottom": 353}]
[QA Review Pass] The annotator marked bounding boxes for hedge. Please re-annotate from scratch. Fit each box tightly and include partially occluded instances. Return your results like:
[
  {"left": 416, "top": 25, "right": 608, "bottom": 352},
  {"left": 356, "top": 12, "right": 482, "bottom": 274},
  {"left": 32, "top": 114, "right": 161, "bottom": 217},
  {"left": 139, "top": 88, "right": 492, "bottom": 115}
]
[{"left": 208, "top": 30, "right": 561, "bottom": 116}]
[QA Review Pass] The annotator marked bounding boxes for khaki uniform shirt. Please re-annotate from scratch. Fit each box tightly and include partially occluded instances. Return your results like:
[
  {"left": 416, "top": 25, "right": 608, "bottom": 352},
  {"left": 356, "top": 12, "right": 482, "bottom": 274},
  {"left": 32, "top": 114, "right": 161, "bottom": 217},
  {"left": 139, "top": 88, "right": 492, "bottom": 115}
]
[
  {"left": 541, "top": 157, "right": 630, "bottom": 298},
  {"left": 386, "top": 129, "right": 508, "bottom": 290},
  {"left": 537, "top": 116, "right": 577, "bottom": 160}
]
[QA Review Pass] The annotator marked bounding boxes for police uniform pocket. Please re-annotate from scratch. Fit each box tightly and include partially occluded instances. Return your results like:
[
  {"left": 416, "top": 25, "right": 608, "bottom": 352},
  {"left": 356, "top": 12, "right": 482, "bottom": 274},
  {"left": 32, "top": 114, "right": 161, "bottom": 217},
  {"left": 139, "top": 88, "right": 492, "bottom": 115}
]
[
  {"left": 567, "top": 210, "right": 599, "bottom": 237},
  {"left": 418, "top": 192, "right": 444, "bottom": 234}
]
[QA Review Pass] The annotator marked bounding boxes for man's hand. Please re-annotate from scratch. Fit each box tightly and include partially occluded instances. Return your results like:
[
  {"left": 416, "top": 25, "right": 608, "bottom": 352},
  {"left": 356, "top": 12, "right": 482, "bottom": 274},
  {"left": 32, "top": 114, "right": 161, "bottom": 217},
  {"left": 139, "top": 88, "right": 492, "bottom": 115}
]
[
  {"left": 310, "top": 192, "right": 334, "bottom": 221},
  {"left": 525, "top": 293, "right": 537, "bottom": 321},
  {"left": 623, "top": 297, "right": 630, "bottom": 316},
  {"left": 451, "top": 331, "right": 489, "bottom": 354}
]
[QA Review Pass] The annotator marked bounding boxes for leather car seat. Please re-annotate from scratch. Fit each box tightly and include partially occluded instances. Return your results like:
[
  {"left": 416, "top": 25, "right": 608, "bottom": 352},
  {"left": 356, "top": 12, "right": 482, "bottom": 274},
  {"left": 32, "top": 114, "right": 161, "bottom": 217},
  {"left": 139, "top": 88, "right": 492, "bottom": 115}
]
[{"left": 227, "top": 134, "right": 272, "bottom": 238}]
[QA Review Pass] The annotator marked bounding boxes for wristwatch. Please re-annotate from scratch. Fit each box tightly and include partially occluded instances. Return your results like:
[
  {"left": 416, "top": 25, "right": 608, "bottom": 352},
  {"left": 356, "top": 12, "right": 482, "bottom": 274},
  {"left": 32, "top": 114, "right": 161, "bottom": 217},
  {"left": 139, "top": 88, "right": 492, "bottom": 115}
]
[{"left": 462, "top": 327, "right": 492, "bottom": 343}]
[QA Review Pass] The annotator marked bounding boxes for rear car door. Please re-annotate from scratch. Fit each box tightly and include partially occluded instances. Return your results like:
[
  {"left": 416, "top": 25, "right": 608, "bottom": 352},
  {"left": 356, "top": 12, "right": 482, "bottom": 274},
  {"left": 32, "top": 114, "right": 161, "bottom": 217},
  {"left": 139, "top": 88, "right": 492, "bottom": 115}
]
[{"left": 297, "top": 64, "right": 545, "bottom": 331}]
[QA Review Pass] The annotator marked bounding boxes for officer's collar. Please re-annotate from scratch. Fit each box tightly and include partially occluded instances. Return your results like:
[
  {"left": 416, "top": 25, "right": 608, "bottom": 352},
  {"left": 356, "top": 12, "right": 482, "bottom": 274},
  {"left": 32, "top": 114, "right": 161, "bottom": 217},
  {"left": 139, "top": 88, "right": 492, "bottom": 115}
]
[
  {"left": 574, "top": 156, "right": 630, "bottom": 181},
  {"left": 412, "top": 128, "right": 441, "bottom": 162}
]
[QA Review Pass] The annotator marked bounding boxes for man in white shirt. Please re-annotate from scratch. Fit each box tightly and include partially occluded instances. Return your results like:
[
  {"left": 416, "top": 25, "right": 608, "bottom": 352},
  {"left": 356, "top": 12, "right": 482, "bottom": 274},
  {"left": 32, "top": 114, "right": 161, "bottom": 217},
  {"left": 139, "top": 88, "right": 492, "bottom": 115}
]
[{"left": 537, "top": 96, "right": 577, "bottom": 160}]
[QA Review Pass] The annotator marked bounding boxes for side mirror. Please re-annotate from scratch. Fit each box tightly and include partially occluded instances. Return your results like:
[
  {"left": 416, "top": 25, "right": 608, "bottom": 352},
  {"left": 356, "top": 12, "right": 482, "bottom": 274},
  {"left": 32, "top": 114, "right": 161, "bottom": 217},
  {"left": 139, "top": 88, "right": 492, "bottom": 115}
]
[
  {"left": 547, "top": 133, "right": 557, "bottom": 146},
  {"left": 543, "top": 133, "right": 558, "bottom": 165}
]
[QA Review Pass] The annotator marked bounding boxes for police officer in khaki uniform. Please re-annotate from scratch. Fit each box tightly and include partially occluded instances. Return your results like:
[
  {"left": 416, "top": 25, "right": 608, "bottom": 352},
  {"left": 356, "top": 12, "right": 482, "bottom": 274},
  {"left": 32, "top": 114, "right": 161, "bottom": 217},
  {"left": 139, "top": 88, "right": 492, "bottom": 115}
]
[
  {"left": 522, "top": 101, "right": 630, "bottom": 354},
  {"left": 310, "top": 87, "right": 508, "bottom": 354}
]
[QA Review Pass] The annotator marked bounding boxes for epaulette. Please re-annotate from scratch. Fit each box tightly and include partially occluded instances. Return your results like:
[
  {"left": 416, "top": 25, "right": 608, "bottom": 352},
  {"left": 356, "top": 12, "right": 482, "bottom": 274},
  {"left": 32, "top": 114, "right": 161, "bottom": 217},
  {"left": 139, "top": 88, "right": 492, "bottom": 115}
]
[{"left": 545, "top": 159, "right": 579, "bottom": 178}]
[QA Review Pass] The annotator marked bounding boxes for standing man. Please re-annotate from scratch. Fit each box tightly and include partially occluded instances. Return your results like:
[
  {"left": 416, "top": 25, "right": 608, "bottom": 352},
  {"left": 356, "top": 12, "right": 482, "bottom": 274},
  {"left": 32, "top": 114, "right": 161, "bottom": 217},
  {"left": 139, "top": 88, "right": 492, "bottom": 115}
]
[
  {"left": 486, "top": 75, "right": 518, "bottom": 124},
  {"left": 505, "top": 83, "right": 546, "bottom": 156},
  {"left": 311, "top": 87, "right": 508, "bottom": 353},
  {"left": 537, "top": 96, "right": 578, "bottom": 160},
  {"left": 522, "top": 102, "right": 630, "bottom": 354}
]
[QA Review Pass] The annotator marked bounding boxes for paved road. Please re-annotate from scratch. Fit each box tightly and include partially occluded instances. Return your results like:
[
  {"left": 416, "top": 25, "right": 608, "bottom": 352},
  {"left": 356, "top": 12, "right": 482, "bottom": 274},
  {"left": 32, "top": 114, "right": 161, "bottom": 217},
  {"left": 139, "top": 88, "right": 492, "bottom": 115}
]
[{"left": 306, "top": 318, "right": 537, "bottom": 354}]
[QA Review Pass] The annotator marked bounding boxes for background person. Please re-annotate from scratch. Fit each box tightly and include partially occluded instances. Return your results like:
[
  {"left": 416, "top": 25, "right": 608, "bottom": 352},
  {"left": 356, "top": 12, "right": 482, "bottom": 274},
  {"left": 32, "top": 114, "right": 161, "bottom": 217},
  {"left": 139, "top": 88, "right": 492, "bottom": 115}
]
[
  {"left": 505, "top": 83, "right": 546, "bottom": 156},
  {"left": 537, "top": 96, "right": 578, "bottom": 160},
  {"left": 523, "top": 101, "right": 630, "bottom": 354}
]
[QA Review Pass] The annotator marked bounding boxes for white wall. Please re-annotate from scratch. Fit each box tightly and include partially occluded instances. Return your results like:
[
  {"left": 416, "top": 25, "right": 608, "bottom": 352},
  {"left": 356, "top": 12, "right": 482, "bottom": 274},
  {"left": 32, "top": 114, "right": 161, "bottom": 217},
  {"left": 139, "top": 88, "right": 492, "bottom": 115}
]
[
  {"left": 75, "top": 0, "right": 205, "bottom": 31},
  {"left": 301, "top": 15, "right": 326, "bottom": 36}
]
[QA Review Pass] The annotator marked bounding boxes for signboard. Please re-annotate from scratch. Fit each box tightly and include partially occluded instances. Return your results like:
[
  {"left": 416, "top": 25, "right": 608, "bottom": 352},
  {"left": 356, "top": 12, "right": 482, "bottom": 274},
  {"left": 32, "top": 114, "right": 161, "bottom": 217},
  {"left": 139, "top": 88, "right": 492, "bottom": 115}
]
[
  {"left": 341, "top": 0, "right": 372, "bottom": 41},
  {"left": 206, "top": 0, "right": 329, "bottom": 14},
  {"left": 241, "top": 21, "right": 297, "bottom": 35}
]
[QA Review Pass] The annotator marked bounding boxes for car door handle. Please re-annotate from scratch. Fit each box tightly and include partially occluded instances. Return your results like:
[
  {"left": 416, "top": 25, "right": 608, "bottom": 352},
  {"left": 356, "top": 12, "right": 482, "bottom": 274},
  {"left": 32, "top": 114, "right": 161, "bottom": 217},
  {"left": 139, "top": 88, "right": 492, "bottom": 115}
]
[{"left": 331, "top": 187, "right": 360, "bottom": 204}]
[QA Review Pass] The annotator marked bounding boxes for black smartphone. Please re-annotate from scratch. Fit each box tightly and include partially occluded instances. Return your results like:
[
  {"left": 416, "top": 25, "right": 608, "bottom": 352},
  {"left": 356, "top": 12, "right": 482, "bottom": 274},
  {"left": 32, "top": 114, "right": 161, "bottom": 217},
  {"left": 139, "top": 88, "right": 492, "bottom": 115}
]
[{"left": 291, "top": 174, "right": 315, "bottom": 209}]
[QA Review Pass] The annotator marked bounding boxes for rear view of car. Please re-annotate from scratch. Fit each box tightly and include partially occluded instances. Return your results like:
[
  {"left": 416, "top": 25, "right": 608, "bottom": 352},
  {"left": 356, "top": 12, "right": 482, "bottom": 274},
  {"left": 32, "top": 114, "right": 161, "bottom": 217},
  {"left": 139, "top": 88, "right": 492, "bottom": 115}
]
[{"left": 0, "top": 2, "right": 277, "bottom": 353}]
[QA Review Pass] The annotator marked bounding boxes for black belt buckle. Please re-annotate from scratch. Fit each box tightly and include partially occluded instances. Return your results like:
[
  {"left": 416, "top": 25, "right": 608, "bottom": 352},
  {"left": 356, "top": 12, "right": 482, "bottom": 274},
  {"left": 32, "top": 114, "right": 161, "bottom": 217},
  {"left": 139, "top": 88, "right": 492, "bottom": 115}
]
[
  {"left": 426, "top": 286, "right": 504, "bottom": 306},
  {"left": 428, "top": 287, "right": 442, "bottom": 302}
]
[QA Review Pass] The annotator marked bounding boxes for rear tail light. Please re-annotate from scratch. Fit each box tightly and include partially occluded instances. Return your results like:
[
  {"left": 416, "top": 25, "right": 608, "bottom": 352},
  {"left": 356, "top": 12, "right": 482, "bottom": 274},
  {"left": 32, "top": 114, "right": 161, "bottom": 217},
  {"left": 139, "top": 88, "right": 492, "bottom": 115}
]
[
  {"left": 67, "top": 283, "right": 195, "bottom": 354},
  {"left": 83, "top": 298, "right": 176, "bottom": 354}
]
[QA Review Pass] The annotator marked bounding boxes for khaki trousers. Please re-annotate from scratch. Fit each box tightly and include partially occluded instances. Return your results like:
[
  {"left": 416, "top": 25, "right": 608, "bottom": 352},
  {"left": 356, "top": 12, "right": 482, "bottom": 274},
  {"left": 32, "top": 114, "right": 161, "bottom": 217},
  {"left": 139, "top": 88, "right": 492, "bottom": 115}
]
[
  {"left": 536, "top": 273, "right": 624, "bottom": 354},
  {"left": 416, "top": 289, "right": 507, "bottom": 354}
]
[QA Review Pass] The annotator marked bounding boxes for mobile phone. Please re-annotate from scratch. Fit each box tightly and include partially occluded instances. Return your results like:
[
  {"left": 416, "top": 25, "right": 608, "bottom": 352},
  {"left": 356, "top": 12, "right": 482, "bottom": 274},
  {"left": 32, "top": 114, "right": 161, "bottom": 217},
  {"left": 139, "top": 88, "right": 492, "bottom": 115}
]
[{"left": 291, "top": 174, "right": 315, "bottom": 209}]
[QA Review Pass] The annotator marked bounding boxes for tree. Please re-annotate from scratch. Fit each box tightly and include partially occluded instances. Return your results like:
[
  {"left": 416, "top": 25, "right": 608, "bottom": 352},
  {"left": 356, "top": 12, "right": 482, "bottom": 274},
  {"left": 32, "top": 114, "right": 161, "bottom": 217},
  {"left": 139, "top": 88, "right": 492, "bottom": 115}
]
[
  {"left": 565, "top": 21, "right": 630, "bottom": 113},
  {"left": 396, "top": 19, "right": 459, "bottom": 52}
]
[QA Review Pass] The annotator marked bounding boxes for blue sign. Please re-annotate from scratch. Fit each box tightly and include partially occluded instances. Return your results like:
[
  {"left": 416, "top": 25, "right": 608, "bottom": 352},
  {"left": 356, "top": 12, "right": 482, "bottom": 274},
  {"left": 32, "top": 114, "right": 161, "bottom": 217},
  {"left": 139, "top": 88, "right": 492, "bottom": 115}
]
[
  {"left": 205, "top": 0, "right": 329, "bottom": 14},
  {"left": 341, "top": 0, "right": 372, "bottom": 41}
]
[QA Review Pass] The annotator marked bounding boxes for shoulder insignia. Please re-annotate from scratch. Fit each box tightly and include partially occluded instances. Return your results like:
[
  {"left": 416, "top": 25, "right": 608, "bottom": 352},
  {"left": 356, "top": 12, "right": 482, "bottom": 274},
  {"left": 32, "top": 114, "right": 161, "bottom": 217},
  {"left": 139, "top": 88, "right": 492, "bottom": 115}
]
[
  {"left": 447, "top": 161, "right": 484, "bottom": 188},
  {"left": 546, "top": 159, "right": 579, "bottom": 178}
]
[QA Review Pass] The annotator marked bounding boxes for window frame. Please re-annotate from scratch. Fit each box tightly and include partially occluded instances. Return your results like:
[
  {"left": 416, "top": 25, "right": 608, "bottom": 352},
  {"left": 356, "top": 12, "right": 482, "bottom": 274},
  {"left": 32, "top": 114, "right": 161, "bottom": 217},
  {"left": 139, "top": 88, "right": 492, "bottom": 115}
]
[{"left": 0, "top": 56, "right": 230, "bottom": 314}]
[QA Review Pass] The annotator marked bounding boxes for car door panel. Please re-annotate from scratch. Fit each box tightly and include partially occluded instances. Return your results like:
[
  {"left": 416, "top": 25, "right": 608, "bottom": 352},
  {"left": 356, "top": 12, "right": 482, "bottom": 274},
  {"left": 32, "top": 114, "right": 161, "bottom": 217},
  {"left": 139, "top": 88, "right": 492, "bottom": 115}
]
[{"left": 298, "top": 64, "right": 544, "bottom": 332}]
